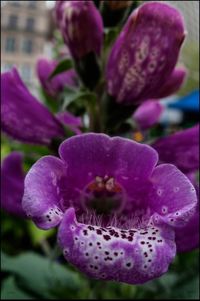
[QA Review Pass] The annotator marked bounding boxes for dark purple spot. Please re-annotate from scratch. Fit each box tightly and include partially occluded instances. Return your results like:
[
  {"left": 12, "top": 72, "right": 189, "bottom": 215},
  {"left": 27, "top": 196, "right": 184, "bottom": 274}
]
[
  {"left": 85, "top": 252, "right": 89, "bottom": 256},
  {"left": 89, "top": 242, "right": 93, "bottom": 246},
  {"left": 126, "top": 262, "right": 131, "bottom": 267},
  {"left": 114, "top": 252, "right": 118, "bottom": 256},
  {"left": 128, "top": 236, "right": 133, "bottom": 241},
  {"left": 140, "top": 241, "right": 145, "bottom": 245},
  {"left": 88, "top": 226, "right": 94, "bottom": 230},
  {"left": 103, "top": 235, "right": 111, "bottom": 241},
  {"left": 148, "top": 259, "right": 152, "bottom": 262},
  {"left": 105, "top": 251, "right": 109, "bottom": 255},
  {"left": 83, "top": 230, "right": 88, "bottom": 236},
  {"left": 97, "top": 242, "right": 101, "bottom": 245},
  {"left": 96, "top": 229, "right": 102, "bottom": 235}
]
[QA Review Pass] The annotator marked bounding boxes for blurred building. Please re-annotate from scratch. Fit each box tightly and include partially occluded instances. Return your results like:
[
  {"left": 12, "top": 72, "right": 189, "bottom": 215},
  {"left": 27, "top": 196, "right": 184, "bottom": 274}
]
[{"left": 1, "top": 0, "right": 54, "bottom": 94}]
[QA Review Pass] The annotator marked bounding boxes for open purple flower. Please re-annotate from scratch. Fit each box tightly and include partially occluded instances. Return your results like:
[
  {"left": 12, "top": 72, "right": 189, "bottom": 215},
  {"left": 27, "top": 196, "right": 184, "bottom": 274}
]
[
  {"left": 152, "top": 125, "right": 199, "bottom": 252},
  {"left": 1, "top": 68, "right": 81, "bottom": 145},
  {"left": 1, "top": 152, "right": 26, "bottom": 218},
  {"left": 106, "top": 2, "right": 186, "bottom": 104},
  {"left": 36, "top": 58, "right": 78, "bottom": 97},
  {"left": 22, "top": 134, "right": 197, "bottom": 284},
  {"left": 133, "top": 100, "right": 164, "bottom": 130},
  {"left": 57, "top": 1, "right": 103, "bottom": 59}
]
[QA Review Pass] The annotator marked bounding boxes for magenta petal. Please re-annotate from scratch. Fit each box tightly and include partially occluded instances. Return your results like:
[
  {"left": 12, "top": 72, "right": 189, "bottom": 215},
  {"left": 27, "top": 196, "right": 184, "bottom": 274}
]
[
  {"left": 155, "top": 66, "right": 187, "bottom": 99},
  {"left": 133, "top": 100, "right": 164, "bottom": 130},
  {"left": 58, "top": 208, "right": 176, "bottom": 284},
  {"left": 152, "top": 125, "right": 199, "bottom": 173},
  {"left": 148, "top": 164, "right": 197, "bottom": 227},
  {"left": 1, "top": 152, "right": 26, "bottom": 218},
  {"left": 175, "top": 208, "right": 199, "bottom": 252},
  {"left": 106, "top": 2, "right": 185, "bottom": 104},
  {"left": 22, "top": 156, "right": 67, "bottom": 229},
  {"left": 36, "top": 58, "right": 77, "bottom": 97},
  {"left": 60, "top": 1, "right": 103, "bottom": 59},
  {"left": 58, "top": 134, "right": 158, "bottom": 207},
  {"left": 1, "top": 68, "right": 65, "bottom": 145},
  {"left": 56, "top": 112, "right": 82, "bottom": 135}
]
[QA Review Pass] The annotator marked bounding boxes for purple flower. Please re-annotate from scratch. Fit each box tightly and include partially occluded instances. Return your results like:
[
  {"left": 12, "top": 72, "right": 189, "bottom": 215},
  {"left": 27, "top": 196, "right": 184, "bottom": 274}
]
[
  {"left": 57, "top": 1, "right": 103, "bottom": 59},
  {"left": 22, "top": 134, "right": 197, "bottom": 284},
  {"left": 152, "top": 125, "right": 199, "bottom": 174},
  {"left": 36, "top": 58, "right": 78, "bottom": 97},
  {"left": 133, "top": 100, "right": 164, "bottom": 130},
  {"left": 106, "top": 2, "right": 186, "bottom": 104},
  {"left": 1, "top": 68, "right": 81, "bottom": 145},
  {"left": 1, "top": 152, "right": 26, "bottom": 218}
]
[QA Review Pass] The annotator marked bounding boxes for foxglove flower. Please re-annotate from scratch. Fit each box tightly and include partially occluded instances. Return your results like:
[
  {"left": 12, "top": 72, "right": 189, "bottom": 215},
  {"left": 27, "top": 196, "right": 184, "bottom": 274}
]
[
  {"left": 36, "top": 58, "right": 77, "bottom": 97},
  {"left": 22, "top": 134, "right": 197, "bottom": 284},
  {"left": 1, "top": 152, "right": 26, "bottom": 218},
  {"left": 152, "top": 125, "right": 199, "bottom": 173},
  {"left": 106, "top": 2, "right": 186, "bottom": 105},
  {"left": 133, "top": 100, "right": 164, "bottom": 130},
  {"left": 1, "top": 68, "right": 81, "bottom": 145},
  {"left": 58, "top": 1, "right": 103, "bottom": 59}
]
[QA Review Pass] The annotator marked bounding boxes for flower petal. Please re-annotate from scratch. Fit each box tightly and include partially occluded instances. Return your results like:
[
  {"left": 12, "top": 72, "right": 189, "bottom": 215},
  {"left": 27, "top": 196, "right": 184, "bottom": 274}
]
[
  {"left": 60, "top": 1, "right": 103, "bottom": 59},
  {"left": 148, "top": 164, "right": 197, "bottom": 227},
  {"left": 58, "top": 134, "right": 158, "bottom": 208},
  {"left": 1, "top": 68, "right": 65, "bottom": 145},
  {"left": 1, "top": 152, "right": 26, "bottom": 218},
  {"left": 22, "top": 156, "right": 67, "bottom": 229},
  {"left": 58, "top": 208, "right": 176, "bottom": 284},
  {"left": 155, "top": 66, "right": 187, "bottom": 99},
  {"left": 175, "top": 208, "right": 199, "bottom": 252},
  {"left": 106, "top": 2, "right": 185, "bottom": 104},
  {"left": 56, "top": 112, "right": 82, "bottom": 135},
  {"left": 36, "top": 58, "right": 77, "bottom": 97},
  {"left": 133, "top": 100, "right": 164, "bottom": 130},
  {"left": 152, "top": 125, "right": 199, "bottom": 173}
]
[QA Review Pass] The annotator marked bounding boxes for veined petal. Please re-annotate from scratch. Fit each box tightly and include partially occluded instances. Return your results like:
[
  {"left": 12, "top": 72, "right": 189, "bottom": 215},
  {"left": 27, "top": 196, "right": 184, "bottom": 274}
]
[
  {"left": 1, "top": 152, "right": 26, "bottom": 218},
  {"left": 58, "top": 208, "right": 176, "bottom": 284},
  {"left": 106, "top": 2, "right": 185, "bottom": 104},
  {"left": 148, "top": 164, "right": 197, "bottom": 227},
  {"left": 1, "top": 68, "right": 65, "bottom": 145},
  {"left": 58, "top": 134, "right": 158, "bottom": 208},
  {"left": 22, "top": 156, "right": 67, "bottom": 229}
]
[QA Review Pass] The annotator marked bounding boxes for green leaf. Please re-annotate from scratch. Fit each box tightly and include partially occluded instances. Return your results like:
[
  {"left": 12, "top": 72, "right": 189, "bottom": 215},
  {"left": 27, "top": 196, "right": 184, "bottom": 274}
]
[
  {"left": 49, "top": 59, "right": 74, "bottom": 79},
  {"left": 1, "top": 277, "right": 34, "bottom": 300},
  {"left": 1, "top": 251, "right": 88, "bottom": 299},
  {"left": 62, "top": 88, "right": 96, "bottom": 110}
]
